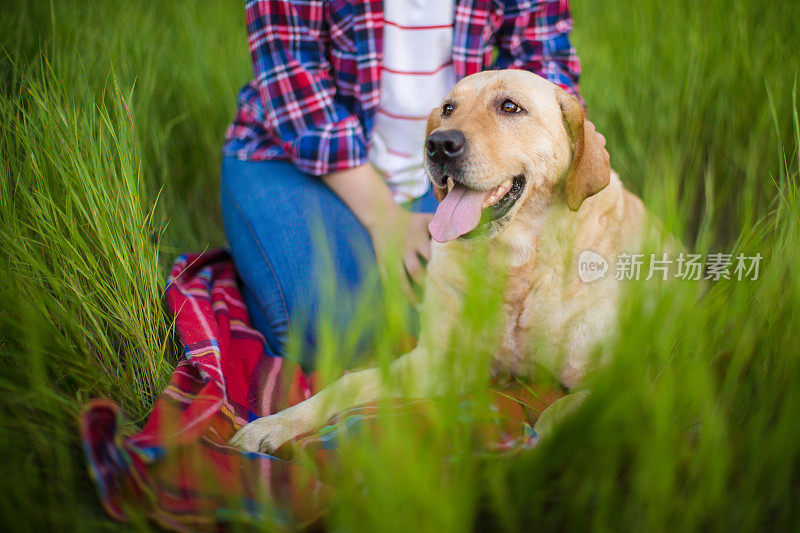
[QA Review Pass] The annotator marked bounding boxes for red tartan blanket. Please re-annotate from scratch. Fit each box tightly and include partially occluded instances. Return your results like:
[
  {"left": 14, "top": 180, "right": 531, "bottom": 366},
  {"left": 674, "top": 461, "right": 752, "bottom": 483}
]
[{"left": 81, "top": 249, "right": 561, "bottom": 531}]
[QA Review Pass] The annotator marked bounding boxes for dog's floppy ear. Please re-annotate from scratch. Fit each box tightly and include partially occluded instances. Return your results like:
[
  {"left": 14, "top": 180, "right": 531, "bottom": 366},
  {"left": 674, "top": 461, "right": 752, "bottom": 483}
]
[
  {"left": 558, "top": 91, "right": 610, "bottom": 211},
  {"left": 425, "top": 107, "right": 448, "bottom": 202}
]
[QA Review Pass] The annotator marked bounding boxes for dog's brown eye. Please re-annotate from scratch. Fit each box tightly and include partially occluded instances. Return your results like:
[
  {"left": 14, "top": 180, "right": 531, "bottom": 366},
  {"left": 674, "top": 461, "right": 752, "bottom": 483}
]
[
  {"left": 442, "top": 103, "right": 454, "bottom": 117},
  {"left": 500, "top": 100, "right": 521, "bottom": 113}
]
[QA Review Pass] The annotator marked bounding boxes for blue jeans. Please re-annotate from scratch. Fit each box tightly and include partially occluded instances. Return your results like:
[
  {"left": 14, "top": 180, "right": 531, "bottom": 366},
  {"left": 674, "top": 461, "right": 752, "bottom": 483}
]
[{"left": 220, "top": 157, "right": 437, "bottom": 370}]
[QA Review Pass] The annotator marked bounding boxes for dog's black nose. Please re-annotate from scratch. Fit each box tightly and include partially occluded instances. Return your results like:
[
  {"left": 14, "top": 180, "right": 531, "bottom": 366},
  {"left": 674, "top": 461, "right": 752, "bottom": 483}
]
[{"left": 426, "top": 130, "right": 466, "bottom": 162}]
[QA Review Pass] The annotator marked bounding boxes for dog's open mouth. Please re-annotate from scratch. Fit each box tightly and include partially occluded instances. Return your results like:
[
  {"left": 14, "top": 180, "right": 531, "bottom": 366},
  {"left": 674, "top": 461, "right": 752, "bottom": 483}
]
[{"left": 429, "top": 174, "right": 525, "bottom": 243}]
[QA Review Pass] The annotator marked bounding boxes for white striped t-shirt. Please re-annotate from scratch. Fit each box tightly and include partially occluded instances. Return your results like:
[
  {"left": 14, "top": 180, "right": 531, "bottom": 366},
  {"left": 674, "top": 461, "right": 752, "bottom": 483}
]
[{"left": 368, "top": 0, "right": 456, "bottom": 204}]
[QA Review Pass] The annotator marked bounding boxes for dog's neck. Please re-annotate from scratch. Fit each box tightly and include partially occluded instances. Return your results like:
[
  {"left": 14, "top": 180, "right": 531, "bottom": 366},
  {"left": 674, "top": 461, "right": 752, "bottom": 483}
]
[{"left": 495, "top": 188, "right": 561, "bottom": 267}]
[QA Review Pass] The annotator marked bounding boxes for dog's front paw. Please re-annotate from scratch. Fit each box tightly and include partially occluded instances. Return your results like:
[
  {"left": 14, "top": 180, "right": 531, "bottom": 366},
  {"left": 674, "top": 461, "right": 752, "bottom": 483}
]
[{"left": 229, "top": 414, "right": 296, "bottom": 454}]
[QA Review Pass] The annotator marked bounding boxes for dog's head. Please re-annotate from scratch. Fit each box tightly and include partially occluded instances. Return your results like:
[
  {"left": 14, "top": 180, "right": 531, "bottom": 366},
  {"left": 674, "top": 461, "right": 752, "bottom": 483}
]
[{"left": 424, "top": 70, "right": 610, "bottom": 243}]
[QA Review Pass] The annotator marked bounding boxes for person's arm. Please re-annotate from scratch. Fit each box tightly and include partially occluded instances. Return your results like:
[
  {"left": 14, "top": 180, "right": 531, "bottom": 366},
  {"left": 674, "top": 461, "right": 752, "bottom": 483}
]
[
  {"left": 246, "top": 1, "right": 432, "bottom": 300},
  {"left": 494, "top": 0, "right": 582, "bottom": 98},
  {"left": 322, "top": 164, "right": 398, "bottom": 236},
  {"left": 246, "top": 0, "right": 367, "bottom": 175}
]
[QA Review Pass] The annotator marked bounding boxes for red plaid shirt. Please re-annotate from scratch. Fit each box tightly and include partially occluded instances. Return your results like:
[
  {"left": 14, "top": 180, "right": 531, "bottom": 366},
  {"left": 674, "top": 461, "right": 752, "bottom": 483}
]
[{"left": 224, "top": 0, "right": 581, "bottom": 176}]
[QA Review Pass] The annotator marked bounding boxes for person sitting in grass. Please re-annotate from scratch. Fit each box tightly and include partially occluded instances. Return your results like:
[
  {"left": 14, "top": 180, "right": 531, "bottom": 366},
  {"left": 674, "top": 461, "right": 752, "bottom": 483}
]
[{"left": 221, "top": 0, "right": 592, "bottom": 369}]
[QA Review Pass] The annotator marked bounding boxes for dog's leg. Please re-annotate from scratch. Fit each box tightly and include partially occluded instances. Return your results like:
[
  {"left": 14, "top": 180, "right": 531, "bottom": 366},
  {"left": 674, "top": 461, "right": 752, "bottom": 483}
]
[{"left": 230, "top": 346, "right": 443, "bottom": 453}]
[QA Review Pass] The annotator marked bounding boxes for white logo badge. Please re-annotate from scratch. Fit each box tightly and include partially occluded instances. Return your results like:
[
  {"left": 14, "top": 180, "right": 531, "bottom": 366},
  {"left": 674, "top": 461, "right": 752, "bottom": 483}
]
[{"left": 578, "top": 250, "right": 608, "bottom": 283}]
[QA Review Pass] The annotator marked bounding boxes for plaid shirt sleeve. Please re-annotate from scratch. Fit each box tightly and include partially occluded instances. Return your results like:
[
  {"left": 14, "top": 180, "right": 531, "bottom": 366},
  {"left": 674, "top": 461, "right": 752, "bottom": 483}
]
[
  {"left": 244, "top": 0, "right": 368, "bottom": 175},
  {"left": 494, "top": 0, "right": 581, "bottom": 98}
]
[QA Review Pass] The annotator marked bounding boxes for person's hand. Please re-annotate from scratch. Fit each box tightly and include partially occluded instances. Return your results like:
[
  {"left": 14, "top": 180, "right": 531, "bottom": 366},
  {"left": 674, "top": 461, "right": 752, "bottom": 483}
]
[
  {"left": 369, "top": 205, "right": 433, "bottom": 305},
  {"left": 321, "top": 163, "right": 433, "bottom": 305}
]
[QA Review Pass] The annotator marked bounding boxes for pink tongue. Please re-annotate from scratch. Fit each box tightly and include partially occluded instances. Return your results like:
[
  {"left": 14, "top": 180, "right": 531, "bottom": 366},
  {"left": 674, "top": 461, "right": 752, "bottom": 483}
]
[{"left": 428, "top": 183, "right": 488, "bottom": 243}]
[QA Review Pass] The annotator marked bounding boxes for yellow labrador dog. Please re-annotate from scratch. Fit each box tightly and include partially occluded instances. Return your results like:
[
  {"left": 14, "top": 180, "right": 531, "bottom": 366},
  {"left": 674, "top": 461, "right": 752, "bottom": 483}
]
[{"left": 231, "top": 70, "right": 648, "bottom": 453}]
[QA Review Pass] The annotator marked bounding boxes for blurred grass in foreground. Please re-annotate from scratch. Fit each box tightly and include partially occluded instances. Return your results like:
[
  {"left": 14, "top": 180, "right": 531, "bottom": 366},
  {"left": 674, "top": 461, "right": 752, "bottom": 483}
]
[{"left": 1, "top": 0, "right": 799, "bottom": 530}]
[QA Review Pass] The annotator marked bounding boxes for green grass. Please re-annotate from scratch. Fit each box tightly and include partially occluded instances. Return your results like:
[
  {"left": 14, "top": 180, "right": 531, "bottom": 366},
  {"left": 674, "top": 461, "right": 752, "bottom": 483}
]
[{"left": 1, "top": 0, "right": 799, "bottom": 530}]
